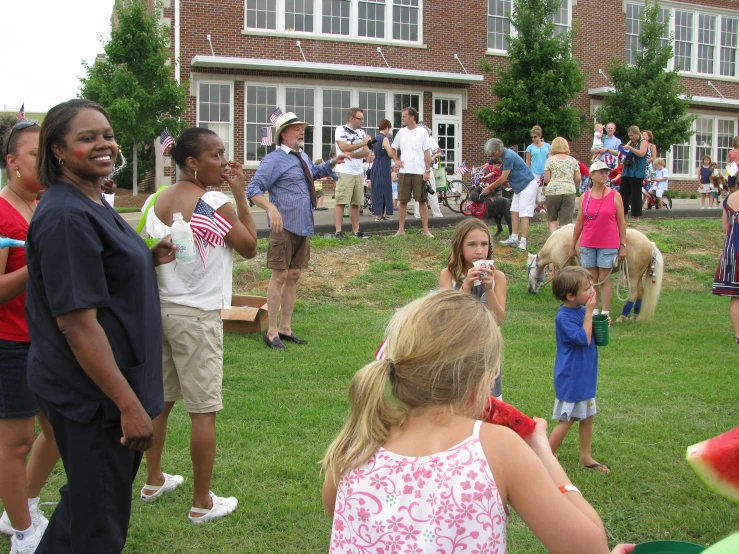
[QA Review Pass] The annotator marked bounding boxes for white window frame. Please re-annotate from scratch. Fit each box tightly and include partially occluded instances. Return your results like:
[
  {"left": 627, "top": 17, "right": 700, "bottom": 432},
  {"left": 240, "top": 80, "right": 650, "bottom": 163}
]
[
  {"left": 195, "top": 79, "right": 235, "bottom": 160},
  {"left": 241, "top": 82, "right": 428, "bottom": 168},
  {"left": 624, "top": 2, "right": 739, "bottom": 81},
  {"left": 486, "top": 0, "right": 573, "bottom": 56},
  {"left": 242, "top": 0, "right": 424, "bottom": 45},
  {"left": 667, "top": 111, "right": 739, "bottom": 178}
]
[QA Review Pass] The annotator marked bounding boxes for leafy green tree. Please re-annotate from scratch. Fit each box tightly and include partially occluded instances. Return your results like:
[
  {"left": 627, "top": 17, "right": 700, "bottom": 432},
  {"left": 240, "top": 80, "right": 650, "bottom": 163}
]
[
  {"left": 475, "top": 0, "right": 586, "bottom": 147},
  {"left": 596, "top": 0, "right": 695, "bottom": 153},
  {"left": 80, "top": 0, "right": 186, "bottom": 194}
]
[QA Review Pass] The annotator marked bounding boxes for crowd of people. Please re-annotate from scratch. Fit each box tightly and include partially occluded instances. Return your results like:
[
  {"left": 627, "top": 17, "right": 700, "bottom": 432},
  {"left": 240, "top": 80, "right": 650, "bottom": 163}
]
[{"left": 1, "top": 101, "right": 738, "bottom": 554}]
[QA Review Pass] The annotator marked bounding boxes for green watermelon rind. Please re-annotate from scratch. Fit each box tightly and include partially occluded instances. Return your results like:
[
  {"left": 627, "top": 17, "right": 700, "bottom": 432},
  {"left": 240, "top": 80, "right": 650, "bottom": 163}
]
[{"left": 685, "top": 430, "right": 739, "bottom": 504}]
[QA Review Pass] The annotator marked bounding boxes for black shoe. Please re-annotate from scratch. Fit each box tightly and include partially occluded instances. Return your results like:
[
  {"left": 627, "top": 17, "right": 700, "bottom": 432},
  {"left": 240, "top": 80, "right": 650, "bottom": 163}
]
[
  {"left": 278, "top": 332, "right": 307, "bottom": 344},
  {"left": 353, "top": 230, "right": 371, "bottom": 239},
  {"left": 335, "top": 232, "right": 347, "bottom": 240},
  {"left": 263, "top": 333, "right": 287, "bottom": 350}
]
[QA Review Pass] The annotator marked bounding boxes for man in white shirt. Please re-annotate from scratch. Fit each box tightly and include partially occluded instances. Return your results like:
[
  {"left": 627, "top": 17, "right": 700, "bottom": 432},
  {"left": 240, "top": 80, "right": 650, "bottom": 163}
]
[
  {"left": 334, "top": 108, "right": 372, "bottom": 240},
  {"left": 391, "top": 107, "right": 434, "bottom": 238}
]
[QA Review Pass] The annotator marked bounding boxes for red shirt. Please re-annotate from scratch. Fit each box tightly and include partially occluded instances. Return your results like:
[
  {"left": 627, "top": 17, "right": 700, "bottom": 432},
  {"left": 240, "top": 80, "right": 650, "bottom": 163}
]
[
  {"left": 0, "top": 198, "right": 30, "bottom": 341},
  {"left": 578, "top": 161, "right": 589, "bottom": 177}
]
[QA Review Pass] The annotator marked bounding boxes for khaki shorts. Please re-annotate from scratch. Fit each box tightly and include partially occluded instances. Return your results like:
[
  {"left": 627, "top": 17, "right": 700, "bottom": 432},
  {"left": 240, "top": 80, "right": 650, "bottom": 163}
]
[
  {"left": 398, "top": 173, "right": 424, "bottom": 203},
  {"left": 546, "top": 193, "right": 576, "bottom": 224},
  {"left": 335, "top": 173, "right": 364, "bottom": 206},
  {"left": 161, "top": 304, "right": 223, "bottom": 413},
  {"left": 267, "top": 229, "right": 310, "bottom": 270}
]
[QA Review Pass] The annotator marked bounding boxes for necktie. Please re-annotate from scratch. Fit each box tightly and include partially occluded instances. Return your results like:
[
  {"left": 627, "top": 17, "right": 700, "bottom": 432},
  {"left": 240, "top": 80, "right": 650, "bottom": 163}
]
[{"left": 289, "top": 150, "right": 317, "bottom": 209}]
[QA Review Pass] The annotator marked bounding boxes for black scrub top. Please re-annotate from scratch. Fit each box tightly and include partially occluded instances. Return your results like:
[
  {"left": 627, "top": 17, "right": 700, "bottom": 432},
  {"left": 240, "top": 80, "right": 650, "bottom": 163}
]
[{"left": 25, "top": 182, "right": 164, "bottom": 424}]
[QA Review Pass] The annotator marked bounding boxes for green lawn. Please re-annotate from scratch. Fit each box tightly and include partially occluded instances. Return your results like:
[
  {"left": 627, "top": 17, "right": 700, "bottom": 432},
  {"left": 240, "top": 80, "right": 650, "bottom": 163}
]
[{"left": 4, "top": 219, "right": 737, "bottom": 553}]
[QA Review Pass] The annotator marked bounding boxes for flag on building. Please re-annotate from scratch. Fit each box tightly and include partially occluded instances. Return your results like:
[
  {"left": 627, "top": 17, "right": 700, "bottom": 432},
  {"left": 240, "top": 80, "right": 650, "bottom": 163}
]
[
  {"left": 159, "top": 128, "right": 174, "bottom": 158},
  {"left": 260, "top": 126, "right": 273, "bottom": 146},
  {"left": 16, "top": 103, "right": 25, "bottom": 122},
  {"left": 454, "top": 162, "right": 469, "bottom": 175},
  {"left": 190, "top": 197, "right": 233, "bottom": 267},
  {"left": 269, "top": 108, "right": 282, "bottom": 125}
]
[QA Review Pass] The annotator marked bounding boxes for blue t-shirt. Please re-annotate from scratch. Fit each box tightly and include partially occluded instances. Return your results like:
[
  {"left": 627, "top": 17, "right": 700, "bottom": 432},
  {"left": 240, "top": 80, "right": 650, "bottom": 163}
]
[
  {"left": 600, "top": 136, "right": 622, "bottom": 161},
  {"left": 652, "top": 168, "right": 669, "bottom": 188},
  {"left": 525, "top": 142, "right": 551, "bottom": 175},
  {"left": 25, "top": 182, "right": 164, "bottom": 424},
  {"left": 554, "top": 305, "right": 598, "bottom": 403},
  {"left": 502, "top": 148, "right": 535, "bottom": 192}
]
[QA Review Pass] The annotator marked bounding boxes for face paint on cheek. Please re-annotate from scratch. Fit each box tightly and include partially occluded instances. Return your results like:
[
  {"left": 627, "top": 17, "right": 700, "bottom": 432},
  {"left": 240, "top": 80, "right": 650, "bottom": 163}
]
[{"left": 73, "top": 150, "right": 84, "bottom": 160}]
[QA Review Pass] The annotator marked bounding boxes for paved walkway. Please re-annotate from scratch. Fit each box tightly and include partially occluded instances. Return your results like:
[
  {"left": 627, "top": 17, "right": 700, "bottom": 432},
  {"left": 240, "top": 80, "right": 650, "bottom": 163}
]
[{"left": 121, "top": 196, "right": 722, "bottom": 239}]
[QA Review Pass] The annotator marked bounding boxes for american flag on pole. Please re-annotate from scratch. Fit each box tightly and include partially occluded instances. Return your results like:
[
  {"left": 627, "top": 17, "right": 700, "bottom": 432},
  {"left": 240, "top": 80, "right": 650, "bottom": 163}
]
[
  {"left": 454, "top": 162, "right": 469, "bottom": 176},
  {"left": 269, "top": 108, "right": 282, "bottom": 125},
  {"left": 190, "top": 198, "right": 233, "bottom": 267},
  {"left": 16, "top": 103, "right": 25, "bottom": 122},
  {"left": 159, "top": 128, "right": 174, "bottom": 159},
  {"left": 260, "top": 126, "right": 273, "bottom": 146}
]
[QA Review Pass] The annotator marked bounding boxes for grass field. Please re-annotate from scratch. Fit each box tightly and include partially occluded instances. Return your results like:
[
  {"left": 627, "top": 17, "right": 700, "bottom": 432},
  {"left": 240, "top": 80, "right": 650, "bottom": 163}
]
[{"left": 2, "top": 218, "right": 737, "bottom": 553}]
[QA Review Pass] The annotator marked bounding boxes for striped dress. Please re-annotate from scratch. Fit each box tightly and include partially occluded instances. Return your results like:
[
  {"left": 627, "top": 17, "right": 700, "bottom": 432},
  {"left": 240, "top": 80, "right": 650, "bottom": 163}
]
[{"left": 713, "top": 196, "right": 739, "bottom": 296}]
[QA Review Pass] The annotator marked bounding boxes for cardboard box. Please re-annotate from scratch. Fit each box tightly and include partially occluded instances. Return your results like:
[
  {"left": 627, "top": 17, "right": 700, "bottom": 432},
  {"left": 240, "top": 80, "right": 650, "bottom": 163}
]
[{"left": 221, "top": 295, "right": 268, "bottom": 334}]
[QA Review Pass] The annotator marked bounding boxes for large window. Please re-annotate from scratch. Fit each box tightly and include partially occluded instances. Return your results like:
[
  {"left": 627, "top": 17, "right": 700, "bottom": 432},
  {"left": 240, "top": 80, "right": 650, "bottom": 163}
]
[
  {"left": 322, "top": 89, "right": 352, "bottom": 160},
  {"left": 359, "top": 91, "right": 386, "bottom": 138},
  {"left": 244, "top": 0, "right": 422, "bottom": 43},
  {"left": 720, "top": 17, "right": 739, "bottom": 77},
  {"left": 487, "top": 0, "right": 512, "bottom": 51},
  {"left": 698, "top": 14, "right": 717, "bottom": 75},
  {"left": 669, "top": 115, "right": 738, "bottom": 177},
  {"left": 245, "top": 85, "right": 278, "bottom": 161},
  {"left": 552, "top": 0, "right": 569, "bottom": 37},
  {"left": 286, "top": 87, "right": 316, "bottom": 159},
  {"left": 674, "top": 10, "right": 693, "bottom": 72},
  {"left": 392, "top": 93, "right": 420, "bottom": 129},
  {"left": 625, "top": 3, "right": 644, "bottom": 65},
  {"left": 197, "top": 82, "right": 233, "bottom": 159}
]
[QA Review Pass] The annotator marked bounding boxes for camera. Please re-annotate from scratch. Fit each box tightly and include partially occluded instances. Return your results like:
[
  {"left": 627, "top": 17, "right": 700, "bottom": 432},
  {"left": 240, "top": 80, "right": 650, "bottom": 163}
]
[{"left": 366, "top": 136, "right": 377, "bottom": 149}]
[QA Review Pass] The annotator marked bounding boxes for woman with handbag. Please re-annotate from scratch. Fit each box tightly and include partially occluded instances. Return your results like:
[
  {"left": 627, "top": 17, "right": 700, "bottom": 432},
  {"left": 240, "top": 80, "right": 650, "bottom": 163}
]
[{"left": 619, "top": 126, "right": 648, "bottom": 222}]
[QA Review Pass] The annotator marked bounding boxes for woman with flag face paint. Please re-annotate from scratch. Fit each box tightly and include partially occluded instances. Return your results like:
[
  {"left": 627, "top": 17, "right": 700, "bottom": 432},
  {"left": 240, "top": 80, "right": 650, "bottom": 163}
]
[{"left": 142, "top": 127, "right": 257, "bottom": 524}]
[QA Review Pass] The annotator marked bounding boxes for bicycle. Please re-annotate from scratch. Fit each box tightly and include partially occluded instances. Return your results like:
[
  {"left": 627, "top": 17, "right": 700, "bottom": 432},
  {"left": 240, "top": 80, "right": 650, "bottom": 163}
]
[
  {"left": 642, "top": 184, "right": 672, "bottom": 210},
  {"left": 436, "top": 169, "right": 471, "bottom": 213}
]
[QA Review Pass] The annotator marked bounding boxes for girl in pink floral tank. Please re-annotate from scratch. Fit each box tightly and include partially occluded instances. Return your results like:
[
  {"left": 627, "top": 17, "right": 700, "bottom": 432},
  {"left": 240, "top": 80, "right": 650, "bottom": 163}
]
[{"left": 321, "top": 291, "right": 613, "bottom": 554}]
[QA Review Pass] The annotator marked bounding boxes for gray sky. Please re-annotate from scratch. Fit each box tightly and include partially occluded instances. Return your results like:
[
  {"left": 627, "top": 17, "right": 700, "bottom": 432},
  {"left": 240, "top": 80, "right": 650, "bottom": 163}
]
[{"left": 0, "top": 0, "right": 116, "bottom": 112}]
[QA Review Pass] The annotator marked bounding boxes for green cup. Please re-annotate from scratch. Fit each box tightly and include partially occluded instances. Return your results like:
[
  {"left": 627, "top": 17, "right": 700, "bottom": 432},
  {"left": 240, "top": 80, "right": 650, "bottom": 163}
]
[
  {"left": 633, "top": 540, "right": 705, "bottom": 554},
  {"left": 592, "top": 314, "right": 610, "bottom": 346}
]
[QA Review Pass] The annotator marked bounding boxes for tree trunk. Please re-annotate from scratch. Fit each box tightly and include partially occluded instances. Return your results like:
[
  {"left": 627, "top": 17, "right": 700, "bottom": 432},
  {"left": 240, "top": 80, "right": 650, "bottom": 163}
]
[{"left": 132, "top": 139, "right": 139, "bottom": 196}]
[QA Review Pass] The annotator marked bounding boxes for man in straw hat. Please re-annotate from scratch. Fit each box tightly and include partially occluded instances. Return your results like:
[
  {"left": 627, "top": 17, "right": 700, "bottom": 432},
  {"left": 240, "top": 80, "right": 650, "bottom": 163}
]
[{"left": 247, "top": 112, "right": 350, "bottom": 350}]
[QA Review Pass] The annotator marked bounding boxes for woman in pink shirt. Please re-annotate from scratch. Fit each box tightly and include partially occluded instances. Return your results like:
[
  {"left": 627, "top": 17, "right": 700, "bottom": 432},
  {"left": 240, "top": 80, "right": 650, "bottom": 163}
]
[{"left": 569, "top": 161, "right": 627, "bottom": 323}]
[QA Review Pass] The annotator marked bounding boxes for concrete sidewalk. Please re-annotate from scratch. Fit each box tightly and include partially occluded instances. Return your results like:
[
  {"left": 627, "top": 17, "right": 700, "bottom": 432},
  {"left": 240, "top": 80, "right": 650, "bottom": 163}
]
[{"left": 121, "top": 195, "right": 722, "bottom": 239}]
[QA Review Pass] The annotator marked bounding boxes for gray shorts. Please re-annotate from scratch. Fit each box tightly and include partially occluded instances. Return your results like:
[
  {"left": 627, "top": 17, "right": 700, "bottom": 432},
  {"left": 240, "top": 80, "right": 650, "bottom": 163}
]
[{"left": 553, "top": 398, "right": 597, "bottom": 421}]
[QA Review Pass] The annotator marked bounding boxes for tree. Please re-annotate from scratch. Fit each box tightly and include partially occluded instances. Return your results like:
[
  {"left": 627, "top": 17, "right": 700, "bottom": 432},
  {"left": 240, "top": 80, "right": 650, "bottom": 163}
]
[
  {"left": 595, "top": 0, "right": 695, "bottom": 153},
  {"left": 474, "top": 0, "right": 586, "bottom": 147},
  {"left": 80, "top": 0, "right": 186, "bottom": 194}
]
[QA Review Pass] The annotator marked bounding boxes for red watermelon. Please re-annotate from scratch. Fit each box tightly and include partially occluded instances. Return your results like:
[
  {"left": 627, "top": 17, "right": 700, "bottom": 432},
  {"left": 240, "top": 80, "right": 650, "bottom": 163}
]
[
  {"left": 686, "top": 426, "right": 739, "bottom": 503},
  {"left": 482, "top": 396, "right": 536, "bottom": 439}
]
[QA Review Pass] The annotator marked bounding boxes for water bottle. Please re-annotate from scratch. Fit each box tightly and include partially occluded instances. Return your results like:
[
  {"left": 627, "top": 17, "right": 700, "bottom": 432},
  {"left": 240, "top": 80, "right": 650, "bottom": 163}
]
[
  {"left": 170, "top": 212, "right": 196, "bottom": 263},
  {"left": 0, "top": 236, "right": 25, "bottom": 249}
]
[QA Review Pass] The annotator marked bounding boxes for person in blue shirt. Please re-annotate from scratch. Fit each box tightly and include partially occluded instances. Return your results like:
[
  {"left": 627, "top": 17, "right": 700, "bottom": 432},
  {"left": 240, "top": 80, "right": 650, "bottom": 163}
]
[
  {"left": 548, "top": 267, "right": 610, "bottom": 474},
  {"left": 525, "top": 125, "right": 551, "bottom": 179}
]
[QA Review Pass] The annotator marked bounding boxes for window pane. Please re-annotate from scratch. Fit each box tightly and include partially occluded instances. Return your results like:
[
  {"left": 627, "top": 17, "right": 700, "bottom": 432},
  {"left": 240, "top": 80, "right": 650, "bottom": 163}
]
[
  {"left": 245, "top": 85, "right": 278, "bottom": 161},
  {"left": 393, "top": 0, "right": 419, "bottom": 42},
  {"left": 392, "top": 93, "right": 420, "bottom": 129},
  {"left": 322, "top": 0, "right": 350, "bottom": 35},
  {"left": 322, "top": 89, "right": 352, "bottom": 160},
  {"left": 698, "top": 14, "right": 716, "bottom": 74},
  {"left": 198, "top": 83, "right": 233, "bottom": 159},
  {"left": 487, "top": 0, "right": 511, "bottom": 51},
  {"left": 718, "top": 119, "right": 736, "bottom": 168},
  {"left": 359, "top": 0, "right": 385, "bottom": 38},
  {"left": 721, "top": 17, "right": 738, "bottom": 77},
  {"left": 625, "top": 3, "right": 644, "bottom": 65},
  {"left": 286, "top": 87, "right": 316, "bottom": 159},
  {"left": 247, "top": 0, "right": 277, "bottom": 30},
  {"left": 359, "top": 91, "right": 386, "bottom": 138},
  {"left": 675, "top": 10, "right": 693, "bottom": 72},
  {"left": 695, "top": 117, "right": 713, "bottom": 171}
]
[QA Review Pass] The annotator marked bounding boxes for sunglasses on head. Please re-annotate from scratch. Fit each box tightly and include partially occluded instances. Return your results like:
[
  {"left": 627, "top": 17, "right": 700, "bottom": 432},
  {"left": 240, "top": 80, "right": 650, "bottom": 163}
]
[{"left": 3, "top": 121, "right": 40, "bottom": 159}]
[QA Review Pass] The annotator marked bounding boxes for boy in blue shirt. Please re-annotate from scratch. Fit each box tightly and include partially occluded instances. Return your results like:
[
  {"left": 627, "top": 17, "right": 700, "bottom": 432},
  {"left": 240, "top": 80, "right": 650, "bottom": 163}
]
[{"left": 548, "top": 267, "right": 610, "bottom": 473}]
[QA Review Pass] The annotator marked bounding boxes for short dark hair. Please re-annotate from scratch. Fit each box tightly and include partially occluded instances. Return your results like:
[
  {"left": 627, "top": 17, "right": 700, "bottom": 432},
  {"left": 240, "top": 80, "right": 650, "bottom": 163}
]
[
  {"left": 552, "top": 266, "right": 592, "bottom": 302},
  {"left": 170, "top": 127, "right": 219, "bottom": 170},
  {"left": 1, "top": 122, "right": 40, "bottom": 170},
  {"left": 378, "top": 119, "right": 392, "bottom": 132},
  {"left": 347, "top": 107, "right": 363, "bottom": 121},
  {"left": 37, "top": 99, "right": 112, "bottom": 188},
  {"left": 403, "top": 107, "right": 419, "bottom": 123}
]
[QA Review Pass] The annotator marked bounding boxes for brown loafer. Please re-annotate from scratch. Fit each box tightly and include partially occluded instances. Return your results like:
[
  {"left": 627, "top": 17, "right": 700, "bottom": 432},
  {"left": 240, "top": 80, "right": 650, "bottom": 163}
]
[
  {"left": 264, "top": 333, "right": 287, "bottom": 350},
  {"left": 278, "top": 332, "right": 307, "bottom": 345}
]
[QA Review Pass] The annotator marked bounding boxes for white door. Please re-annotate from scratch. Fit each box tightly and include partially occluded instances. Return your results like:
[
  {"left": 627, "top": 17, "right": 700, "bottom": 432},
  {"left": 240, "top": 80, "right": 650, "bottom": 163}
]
[{"left": 433, "top": 97, "right": 461, "bottom": 175}]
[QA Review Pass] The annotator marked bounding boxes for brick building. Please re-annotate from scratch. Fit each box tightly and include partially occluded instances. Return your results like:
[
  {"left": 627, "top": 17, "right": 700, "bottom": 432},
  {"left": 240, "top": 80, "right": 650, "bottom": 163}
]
[{"left": 152, "top": 0, "right": 739, "bottom": 192}]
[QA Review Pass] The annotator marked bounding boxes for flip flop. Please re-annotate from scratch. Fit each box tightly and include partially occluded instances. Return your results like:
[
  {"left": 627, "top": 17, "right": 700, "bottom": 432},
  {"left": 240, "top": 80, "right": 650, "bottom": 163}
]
[
  {"left": 584, "top": 463, "right": 610, "bottom": 474},
  {"left": 264, "top": 333, "right": 287, "bottom": 350},
  {"left": 278, "top": 332, "right": 307, "bottom": 345}
]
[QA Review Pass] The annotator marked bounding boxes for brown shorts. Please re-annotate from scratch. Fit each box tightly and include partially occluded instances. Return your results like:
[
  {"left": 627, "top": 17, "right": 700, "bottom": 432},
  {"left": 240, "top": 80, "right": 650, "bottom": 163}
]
[
  {"left": 267, "top": 229, "right": 310, "bottom": 270},
  {"left": 398, "top": 173, "right": 425, "bottom": 203},
  {"left": 546, "top": 193, "right": 576, "bottom": 225}
]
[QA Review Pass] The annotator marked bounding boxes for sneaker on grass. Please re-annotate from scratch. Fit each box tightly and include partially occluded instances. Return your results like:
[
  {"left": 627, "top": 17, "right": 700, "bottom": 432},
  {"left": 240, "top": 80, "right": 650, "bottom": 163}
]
[
  {"left": 499, "top": 236, "right": 519, "bottom": 247},
  {"left": 334, "top": 231, "right": 347, "bottom": 240},
  {"left": 353, "top": 230, "right": 371, "bottom": 239},
  {"left": 188, "top": 492, "right": 238, "bottom": 525}
]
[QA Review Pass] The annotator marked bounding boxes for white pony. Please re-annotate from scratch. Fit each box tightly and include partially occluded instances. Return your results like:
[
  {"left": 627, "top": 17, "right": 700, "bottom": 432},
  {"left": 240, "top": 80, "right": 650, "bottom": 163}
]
[{"left": 527, "top": 224, "right": 664, "bottom": 321}]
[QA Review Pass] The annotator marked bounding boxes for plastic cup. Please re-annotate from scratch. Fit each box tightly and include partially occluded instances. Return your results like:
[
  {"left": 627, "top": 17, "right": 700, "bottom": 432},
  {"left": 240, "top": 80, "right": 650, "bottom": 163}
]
[
  {"left": 633, "top": 540, "right": 705, "bottom": 554},
  {"left": 592, "top": 314, "right": 610, "bottom": 346},
  {"left": 472, "top": 260, "right": 494, "bottom": 286}
]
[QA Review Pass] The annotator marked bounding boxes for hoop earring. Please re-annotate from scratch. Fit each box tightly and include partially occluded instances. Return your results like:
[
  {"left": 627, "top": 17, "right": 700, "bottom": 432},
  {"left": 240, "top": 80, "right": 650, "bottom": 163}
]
[
  {"left": 57, "top": 158, "right": 65, "bottom": 166},
  {"left": 16, "top": 170, "right": 21, "bottom": 179},
  {"left": 194, "top": 169, "right": 198, "bottom": 181}
]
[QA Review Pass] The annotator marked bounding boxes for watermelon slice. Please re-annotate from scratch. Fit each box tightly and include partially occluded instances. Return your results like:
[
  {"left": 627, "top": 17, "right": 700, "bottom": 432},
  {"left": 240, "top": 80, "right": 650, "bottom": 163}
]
[
  {"left": 482, "top": 396, "right": 536, "bottom": 439},
  {"left": 686, "top": 426, "right": 739, "bottom": 503}
]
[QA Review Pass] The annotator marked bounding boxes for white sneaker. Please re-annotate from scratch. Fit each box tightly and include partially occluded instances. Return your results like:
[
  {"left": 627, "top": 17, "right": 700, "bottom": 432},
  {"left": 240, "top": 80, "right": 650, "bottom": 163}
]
[
  {"left": 187, "top": 491, "right": 238, "bottom": 525},
  {"left": 9, "top": 526, "right": 43, "bottom": 554},
  {"left": 1, "top": 499, "right": 48, "bottom": 536},
  {"left": 140, "top": 473, "right": 185, "bottom": 503},
  {"left": 499, "top": 236, "right": 519, "bottom": 247},
  {"left": 517, "top": 241, "right": 528, "bottom": 252},
  {"left": 0, "top": 511, "right": 12, "bottom": 535}
]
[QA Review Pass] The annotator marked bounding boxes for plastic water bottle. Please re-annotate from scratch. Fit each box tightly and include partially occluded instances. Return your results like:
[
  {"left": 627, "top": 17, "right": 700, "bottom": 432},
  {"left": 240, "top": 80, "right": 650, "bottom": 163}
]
[
  {"left": 0, "top": 236, "right": 25, "bottom": 249},
  {"left": 170, "top": 212, "right": 196, "bottom": 263}
]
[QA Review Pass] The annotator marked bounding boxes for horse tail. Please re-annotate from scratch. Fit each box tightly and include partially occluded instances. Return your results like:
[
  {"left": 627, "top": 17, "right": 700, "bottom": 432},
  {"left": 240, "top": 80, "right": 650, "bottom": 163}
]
[{"left": 639, "top": 243, "right": 663, "bottom": 320}]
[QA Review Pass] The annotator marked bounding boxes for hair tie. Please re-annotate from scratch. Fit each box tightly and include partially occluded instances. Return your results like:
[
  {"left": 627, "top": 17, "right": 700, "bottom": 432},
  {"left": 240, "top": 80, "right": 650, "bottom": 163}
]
[{"left": 387, "top": 360, "right": 396, "bottom": 378}]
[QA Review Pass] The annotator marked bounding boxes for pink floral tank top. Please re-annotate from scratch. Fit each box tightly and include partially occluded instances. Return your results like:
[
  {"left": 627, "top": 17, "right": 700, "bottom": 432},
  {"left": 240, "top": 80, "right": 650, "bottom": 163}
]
[{"left": 329, "top": 420, "right": 508, "bottom": 553}]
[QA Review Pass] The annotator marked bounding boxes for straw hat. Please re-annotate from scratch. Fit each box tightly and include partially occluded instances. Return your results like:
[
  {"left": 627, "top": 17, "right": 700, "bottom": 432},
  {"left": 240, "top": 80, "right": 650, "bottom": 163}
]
[{"left": 273, "top": 112, "right": 311, "bottom": 145}]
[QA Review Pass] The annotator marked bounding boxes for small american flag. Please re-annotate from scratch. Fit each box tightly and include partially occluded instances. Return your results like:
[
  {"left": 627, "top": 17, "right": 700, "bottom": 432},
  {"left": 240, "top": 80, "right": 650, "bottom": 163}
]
[
  {"left": 17, "top": 103, "right": 25, "bottom": 122},
  {"left": 159, "top": 128, "right": 174, "bottom": 159},
  {"left": 260, "top": 126, "right": 273, "bottom": 146},
  {"left": 269, "top": 108, "right": 282, "bottom": 125},
  {"left": 190, "top": 198, "right": 232, "bottom": 267},
  {"left": 454, "top": 162, "right": 469, "bottom": 176}
]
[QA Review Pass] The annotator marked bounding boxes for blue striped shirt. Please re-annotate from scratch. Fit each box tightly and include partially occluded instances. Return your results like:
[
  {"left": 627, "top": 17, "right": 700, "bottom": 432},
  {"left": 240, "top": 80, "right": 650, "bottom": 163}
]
[{"left": 246, "top": 146, "right": 335, "bottom": 236}]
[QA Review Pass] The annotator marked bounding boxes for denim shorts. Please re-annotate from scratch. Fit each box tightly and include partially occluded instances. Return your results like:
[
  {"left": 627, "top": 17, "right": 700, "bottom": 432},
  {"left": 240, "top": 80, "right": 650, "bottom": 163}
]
[
  {"left": 580, "top": 246, "right": 619, "bottom": 269},
  {"left": 0, "top": 339, "right": 40, "bottom": 419}
]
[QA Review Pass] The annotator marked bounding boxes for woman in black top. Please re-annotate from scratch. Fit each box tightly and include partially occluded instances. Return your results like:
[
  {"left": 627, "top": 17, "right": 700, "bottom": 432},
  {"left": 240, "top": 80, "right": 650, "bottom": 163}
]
[{"left": 26, "top": 99, "right": 174, "bottom": 553}]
